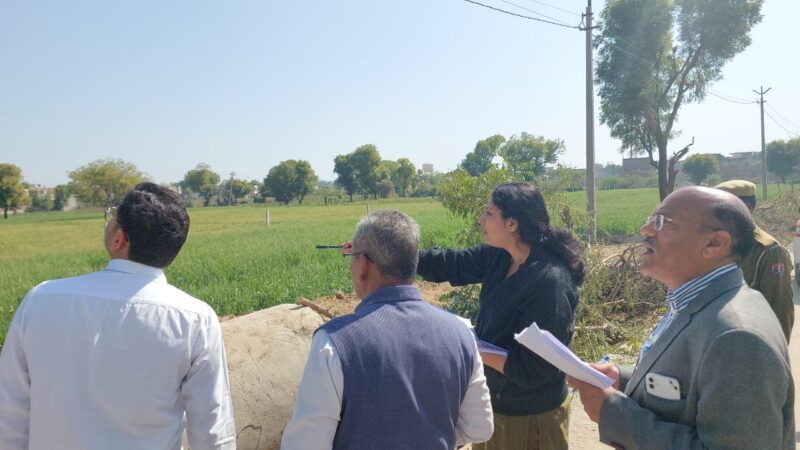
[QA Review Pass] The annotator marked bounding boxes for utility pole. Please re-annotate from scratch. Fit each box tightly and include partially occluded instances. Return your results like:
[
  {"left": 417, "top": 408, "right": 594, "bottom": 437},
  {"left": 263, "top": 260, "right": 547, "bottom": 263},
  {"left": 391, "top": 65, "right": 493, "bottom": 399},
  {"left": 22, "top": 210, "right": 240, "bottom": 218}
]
[
  {"left": 229, "top": 172, "right": 236, "bottom": 206},
  {"left": 754, "top": 86, "right": 771, "bottom": 201},
  {"left": 581, "top": 0, "right": 597, "bottom": 241}
]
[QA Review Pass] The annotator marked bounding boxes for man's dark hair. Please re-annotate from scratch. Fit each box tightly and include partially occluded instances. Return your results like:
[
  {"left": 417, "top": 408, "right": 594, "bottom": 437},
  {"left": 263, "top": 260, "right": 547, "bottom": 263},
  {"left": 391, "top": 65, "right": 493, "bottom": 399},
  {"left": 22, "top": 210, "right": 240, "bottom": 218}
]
[
  {"left": 116, "top": 182, "right": 190, "bottom": 268},
  {"left": 706, "top": 198, "right": 755, "bottom": 261}
]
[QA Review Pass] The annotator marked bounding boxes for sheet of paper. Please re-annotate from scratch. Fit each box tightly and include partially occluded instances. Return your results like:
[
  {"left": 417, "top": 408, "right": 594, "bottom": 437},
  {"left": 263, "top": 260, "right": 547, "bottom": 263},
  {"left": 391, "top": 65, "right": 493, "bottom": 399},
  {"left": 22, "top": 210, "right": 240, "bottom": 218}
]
[
  {"left": 514, "top": 322, "right": 613, "bottom": 389},
  {"left": 455, "top": 315, "right": 509, "bottom": 358},
  {"left": 476, "top": 338, "right": 508, "bottom": 357}
]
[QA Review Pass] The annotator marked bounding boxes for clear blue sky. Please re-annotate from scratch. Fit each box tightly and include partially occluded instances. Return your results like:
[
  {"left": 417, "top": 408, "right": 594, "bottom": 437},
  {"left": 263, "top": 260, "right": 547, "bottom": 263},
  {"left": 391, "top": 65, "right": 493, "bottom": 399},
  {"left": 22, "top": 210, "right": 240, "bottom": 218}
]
[{"left": 1, "top": 0, "right": 798, "bottom": 186}]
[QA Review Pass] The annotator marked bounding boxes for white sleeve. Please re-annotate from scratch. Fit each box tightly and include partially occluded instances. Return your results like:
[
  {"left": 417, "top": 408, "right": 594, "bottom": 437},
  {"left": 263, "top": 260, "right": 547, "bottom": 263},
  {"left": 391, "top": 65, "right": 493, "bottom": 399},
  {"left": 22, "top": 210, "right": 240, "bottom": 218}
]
[
  {"left": 280, "top": 329, "right": 343, "bottom": 450},
  {"left": 182, "top": 314, "right": 236, "bottom": 450},
  {"left": 454, "top": 339, "right": 494, "bottom": 446},
  {"left": 0, "top": 302, "right": 31, "bottom": 450}
]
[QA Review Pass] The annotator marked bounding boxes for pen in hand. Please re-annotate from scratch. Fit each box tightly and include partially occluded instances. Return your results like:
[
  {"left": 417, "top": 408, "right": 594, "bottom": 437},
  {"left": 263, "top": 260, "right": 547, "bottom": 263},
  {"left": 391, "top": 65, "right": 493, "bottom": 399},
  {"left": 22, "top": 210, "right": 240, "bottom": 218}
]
[{"left": 315, "top": 244, "right": 343, "bottom": 249}]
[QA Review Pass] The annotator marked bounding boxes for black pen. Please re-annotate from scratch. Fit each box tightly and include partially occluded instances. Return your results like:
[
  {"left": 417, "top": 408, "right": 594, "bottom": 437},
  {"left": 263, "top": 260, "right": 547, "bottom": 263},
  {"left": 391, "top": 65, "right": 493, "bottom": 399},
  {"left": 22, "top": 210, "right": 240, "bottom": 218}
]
[{"left": 315, "top": 244, "right": 343, "bottom": 249}]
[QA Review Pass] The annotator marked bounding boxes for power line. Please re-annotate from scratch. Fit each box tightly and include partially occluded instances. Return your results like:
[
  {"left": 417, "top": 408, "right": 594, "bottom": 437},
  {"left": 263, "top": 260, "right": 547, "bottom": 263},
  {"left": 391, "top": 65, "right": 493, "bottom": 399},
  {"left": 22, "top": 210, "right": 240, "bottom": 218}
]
[
  {"left": 765, "top": 109, "right": 800, "bottom": 137},
  {"left": 498, "top": 0, "right": 572, "bottom": 26},
  {"left": 461, "top": 0, "right": 580, "bottom": 29},
  {"left": 707, "top": 90, "right": 756, "bottom": 105},
  {"left": 707, "top": 89, "right": 752, "bottom": 103},
  {"left": 522, "top": 0, "right": 581, "bottom": 17},
  {"left": 766, "top": 103, "right": 800, "bottom": 131}
]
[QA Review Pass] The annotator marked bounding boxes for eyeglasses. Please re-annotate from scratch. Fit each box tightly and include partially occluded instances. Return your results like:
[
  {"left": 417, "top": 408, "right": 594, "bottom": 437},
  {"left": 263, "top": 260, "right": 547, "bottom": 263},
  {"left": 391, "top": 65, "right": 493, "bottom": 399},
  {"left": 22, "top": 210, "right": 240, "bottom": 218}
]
[
  {"left": 644, "top": 214, "right": 674, "bottom": 231},
  {"left": 343, "top": 251, "right": 371, "bottom": 261},
  {"left": 104, "top": 207, "right": 118, "bottom": 223}
]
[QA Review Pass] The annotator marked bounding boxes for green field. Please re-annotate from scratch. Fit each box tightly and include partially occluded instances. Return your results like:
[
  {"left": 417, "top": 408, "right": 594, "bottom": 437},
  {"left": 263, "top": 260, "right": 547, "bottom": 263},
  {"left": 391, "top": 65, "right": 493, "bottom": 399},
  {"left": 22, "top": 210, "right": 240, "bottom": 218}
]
[
  {"left": 0, "top": 198, "right": 469, "bottom": 347},
  {"left": 1, "top": 185, "right": 790, "bottom": 347}
]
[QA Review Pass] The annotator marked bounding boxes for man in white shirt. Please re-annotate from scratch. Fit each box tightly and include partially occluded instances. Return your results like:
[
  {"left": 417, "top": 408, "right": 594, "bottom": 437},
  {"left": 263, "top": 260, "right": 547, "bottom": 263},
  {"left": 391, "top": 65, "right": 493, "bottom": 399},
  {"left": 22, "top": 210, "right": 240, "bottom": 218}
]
[
  {"left": 281, "top": 210, "right": 493, "bottom": 450},
  {"left": 0, "top": 182, "right": 236, "bottom": 450}
]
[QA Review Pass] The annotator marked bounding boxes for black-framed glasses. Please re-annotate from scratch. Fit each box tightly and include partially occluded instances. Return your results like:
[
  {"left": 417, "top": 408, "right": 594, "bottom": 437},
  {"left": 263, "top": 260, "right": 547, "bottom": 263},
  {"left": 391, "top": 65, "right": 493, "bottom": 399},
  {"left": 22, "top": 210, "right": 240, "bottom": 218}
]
[
  {"left": 644, "top": 214, "right": 673, "bottom": 231},
  {"left": 104, "top": 207, "right": 118, "bottom": 223}
]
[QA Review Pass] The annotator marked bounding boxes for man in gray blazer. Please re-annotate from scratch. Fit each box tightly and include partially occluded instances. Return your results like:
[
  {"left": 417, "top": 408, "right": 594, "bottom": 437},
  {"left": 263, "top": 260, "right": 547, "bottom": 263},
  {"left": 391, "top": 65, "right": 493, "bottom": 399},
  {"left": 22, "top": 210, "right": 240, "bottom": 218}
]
[{"left": 570, "top": 187, "right": 794, "bottom": 449}]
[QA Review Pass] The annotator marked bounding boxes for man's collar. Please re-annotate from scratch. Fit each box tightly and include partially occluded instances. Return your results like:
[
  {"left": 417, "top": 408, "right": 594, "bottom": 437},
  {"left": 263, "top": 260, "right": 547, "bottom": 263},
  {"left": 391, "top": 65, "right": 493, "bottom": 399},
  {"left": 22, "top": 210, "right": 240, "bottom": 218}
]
[
  {"left": 104, "top": 259, "right": 167, "bottom": 282},
  {"left": 356, "top": 284, "right": 422, "bottom": 312}
]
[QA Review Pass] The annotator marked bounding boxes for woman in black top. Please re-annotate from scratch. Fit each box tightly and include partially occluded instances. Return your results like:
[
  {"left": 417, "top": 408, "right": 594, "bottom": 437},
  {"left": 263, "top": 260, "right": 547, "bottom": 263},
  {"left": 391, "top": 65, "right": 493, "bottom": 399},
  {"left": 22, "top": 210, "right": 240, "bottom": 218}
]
[{"left": 418, "top": 182, "right": 585, "bottom": 450}]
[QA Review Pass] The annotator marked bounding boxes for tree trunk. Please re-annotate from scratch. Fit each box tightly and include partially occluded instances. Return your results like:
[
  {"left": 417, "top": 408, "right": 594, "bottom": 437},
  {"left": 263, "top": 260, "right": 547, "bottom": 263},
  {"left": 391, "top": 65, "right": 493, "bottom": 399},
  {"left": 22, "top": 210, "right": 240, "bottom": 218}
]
[
  {"left": 3, "top": 205, "right": 7, "bottom": 219},
  {"left": 657, "top": 145, "right": 669, "bottom": 201}
]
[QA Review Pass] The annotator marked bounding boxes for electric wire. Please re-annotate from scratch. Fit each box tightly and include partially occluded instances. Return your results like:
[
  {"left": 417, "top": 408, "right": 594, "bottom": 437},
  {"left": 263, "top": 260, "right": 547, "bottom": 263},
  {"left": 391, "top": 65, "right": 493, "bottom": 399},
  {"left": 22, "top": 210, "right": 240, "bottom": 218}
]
[
  {"left": 765, "top": 109, "right": 800, "bottom": 137},
  {"left": 765, "top": 103, "right": 800, "bottom": 131},
  {"left": 707, "top": 90, "right": 756, "bottom": 105},
  {"left": 498, "top": 0, "right": 573, "bottom": 25},
  {"left": 523, "top": 0, "right": 581, "bottom": 17},
  {"left": 461, "top": 0, "right": 580, "bottom": 29}
]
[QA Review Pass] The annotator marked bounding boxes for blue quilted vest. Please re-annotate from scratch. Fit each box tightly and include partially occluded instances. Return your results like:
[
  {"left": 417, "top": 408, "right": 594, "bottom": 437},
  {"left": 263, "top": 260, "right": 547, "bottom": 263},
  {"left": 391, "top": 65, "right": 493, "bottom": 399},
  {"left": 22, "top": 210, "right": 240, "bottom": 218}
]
[{"left": 321, "top": 285, "right": 476, "bottom": 450}]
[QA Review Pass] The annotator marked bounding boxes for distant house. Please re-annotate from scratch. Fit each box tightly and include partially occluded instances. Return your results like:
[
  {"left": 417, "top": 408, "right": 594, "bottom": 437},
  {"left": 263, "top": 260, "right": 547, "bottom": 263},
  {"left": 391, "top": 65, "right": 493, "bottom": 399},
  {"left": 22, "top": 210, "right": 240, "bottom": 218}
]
[{"left": 622, "top": 157, "right": 655, "bottom": 176}]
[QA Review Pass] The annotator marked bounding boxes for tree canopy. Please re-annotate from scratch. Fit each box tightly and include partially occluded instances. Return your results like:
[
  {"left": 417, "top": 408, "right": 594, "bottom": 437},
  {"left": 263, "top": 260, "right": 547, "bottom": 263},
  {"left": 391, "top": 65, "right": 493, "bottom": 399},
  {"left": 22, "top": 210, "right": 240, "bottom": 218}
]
[
  {"left": 391, "top": 158, "right": 416, "bottom": 197},
  {"left": 221, "top": 177, "right": 254, "bottom": 205},
  {"left": 262, "top": 160, "right": 318, "bottom": 205},
  {"left": 596, "top": 0, "right": 763, "bottom": 199},
  {"left": 0, "top": 163, "right": 30, "bottom": 219},
  {"left": 498, "top": 133, "right": 564, "bottom": 182},
  {"left": 460, "top": 134, "right": 505, "bottom": 177},
  {"left": 181, "top": 163, "right": 221, "bottom": 206},
  {"left": 681, "top": 153, "right": 718, "bottom": 185},
  {"left": 334, "top": 144, "right": 382, "bottom": 200},
  {"left": 68, "top": 159, "right": 149, "bottom": 207},
  {"left": 767, "top": 138, "right": 800, "bottom": 185}
]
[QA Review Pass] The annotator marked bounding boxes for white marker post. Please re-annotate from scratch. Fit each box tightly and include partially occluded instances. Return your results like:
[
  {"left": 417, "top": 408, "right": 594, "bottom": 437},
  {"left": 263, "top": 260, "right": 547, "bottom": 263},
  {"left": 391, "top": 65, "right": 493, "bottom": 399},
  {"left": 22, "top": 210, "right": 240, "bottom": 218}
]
[{"left": 266, "top": 209, "right": 270, "bottom": 227}]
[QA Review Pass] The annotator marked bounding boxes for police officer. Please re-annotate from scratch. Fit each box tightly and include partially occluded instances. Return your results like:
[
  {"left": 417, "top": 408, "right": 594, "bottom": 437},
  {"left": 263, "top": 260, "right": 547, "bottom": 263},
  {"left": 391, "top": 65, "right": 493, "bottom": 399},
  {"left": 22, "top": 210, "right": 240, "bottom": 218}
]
[{"left": 715, "top": 180, "right": 794, "bottom": 341}]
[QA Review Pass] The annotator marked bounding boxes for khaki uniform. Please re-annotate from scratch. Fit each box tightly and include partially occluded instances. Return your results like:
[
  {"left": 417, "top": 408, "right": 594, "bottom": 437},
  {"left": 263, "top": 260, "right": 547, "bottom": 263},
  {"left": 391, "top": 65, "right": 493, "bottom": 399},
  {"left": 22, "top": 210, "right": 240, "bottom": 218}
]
[{"left": 739, "top": 226, "right": 794, "bottom": 341}]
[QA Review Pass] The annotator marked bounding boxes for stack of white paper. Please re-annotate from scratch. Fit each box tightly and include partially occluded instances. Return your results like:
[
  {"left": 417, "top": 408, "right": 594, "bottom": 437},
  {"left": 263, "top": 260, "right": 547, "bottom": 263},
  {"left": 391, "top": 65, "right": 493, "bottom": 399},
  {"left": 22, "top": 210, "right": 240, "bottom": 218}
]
[
  {"left": 514, "top": 322, "right": 613, "bottom": 389},
  {"left": 455, "top": 315, "right": 508, "bottom": 357}
]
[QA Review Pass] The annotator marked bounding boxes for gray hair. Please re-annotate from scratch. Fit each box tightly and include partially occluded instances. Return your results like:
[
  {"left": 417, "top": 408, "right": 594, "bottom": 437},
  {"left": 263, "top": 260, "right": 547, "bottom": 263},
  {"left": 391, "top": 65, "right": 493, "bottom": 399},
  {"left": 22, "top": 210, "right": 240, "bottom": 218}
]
[{"left": 353, "top": 210, "right": 420, "bottom": 281}]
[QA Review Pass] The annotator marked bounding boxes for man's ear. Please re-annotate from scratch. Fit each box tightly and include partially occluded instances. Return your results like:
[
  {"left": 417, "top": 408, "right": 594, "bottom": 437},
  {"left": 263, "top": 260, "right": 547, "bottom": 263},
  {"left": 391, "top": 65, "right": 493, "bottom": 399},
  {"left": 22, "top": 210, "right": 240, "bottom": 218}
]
[
  {"left": 357, "top": 254, "right": 370, "bottom": 280},
  {"left": 109, "top": 227, "right": 130, "bottom": 256},
  {"left": 702, "top": 230, "right": 732, "bottom": 259}
]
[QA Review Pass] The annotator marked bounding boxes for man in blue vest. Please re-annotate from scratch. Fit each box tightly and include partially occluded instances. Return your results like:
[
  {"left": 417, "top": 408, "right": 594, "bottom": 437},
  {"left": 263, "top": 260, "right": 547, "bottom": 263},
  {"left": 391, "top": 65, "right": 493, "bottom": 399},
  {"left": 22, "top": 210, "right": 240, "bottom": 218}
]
[{"left": 281, "top": 210, "right": 494, "bottom": 450}]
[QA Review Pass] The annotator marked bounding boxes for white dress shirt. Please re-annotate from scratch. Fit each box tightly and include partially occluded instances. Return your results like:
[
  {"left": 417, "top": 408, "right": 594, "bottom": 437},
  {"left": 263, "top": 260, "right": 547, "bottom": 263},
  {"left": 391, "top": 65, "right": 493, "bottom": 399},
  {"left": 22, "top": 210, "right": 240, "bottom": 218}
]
[
  {"left": 281, "top": 328, "right": 494, "bottom": 449},
  {"left": 0, "top": 259, "right": 236, "bottom": 450}
]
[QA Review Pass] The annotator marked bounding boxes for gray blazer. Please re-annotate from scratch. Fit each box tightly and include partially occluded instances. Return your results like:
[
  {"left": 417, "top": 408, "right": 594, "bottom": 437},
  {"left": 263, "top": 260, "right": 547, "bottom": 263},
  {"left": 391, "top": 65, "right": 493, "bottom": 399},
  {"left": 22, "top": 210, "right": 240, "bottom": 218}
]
[{"left": 599, "top": 267, "right": 794, "bottom": 449}]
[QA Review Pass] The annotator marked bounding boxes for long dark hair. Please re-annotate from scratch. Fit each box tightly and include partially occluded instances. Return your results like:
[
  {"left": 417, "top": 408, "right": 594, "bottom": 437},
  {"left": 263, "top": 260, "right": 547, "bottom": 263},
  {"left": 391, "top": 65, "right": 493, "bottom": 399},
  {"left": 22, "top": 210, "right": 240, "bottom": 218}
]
[{"left": 491, "top": 182, "right": 585, "bottom": 285}]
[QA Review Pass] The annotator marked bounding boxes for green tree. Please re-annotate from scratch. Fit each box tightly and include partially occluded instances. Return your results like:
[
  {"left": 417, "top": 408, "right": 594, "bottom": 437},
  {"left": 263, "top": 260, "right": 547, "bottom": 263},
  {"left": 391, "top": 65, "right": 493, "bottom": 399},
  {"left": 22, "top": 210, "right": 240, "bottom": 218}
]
[
  {"left": 0, "top": 163, "right": 30, "bottom": 219},
  {"left": 333, "top": 154, "right": 358, "bottom": 202},
  {"left": 460, "top": 134, "right": 506, "bottom": 176},
  {"left": 349, "top": 144, "right": 382, "bottom": 199},
  {"left": 69, "top": 159, "right": 149, "bottom": 207},
  {"left": 767, "top": 138, "right": 800, "bottom": 185},
  {"left": 682, "top": 154, "right": 719, "bottom": 185},
  {"left": 596, "top": 0, "right": 763, "bottom": 200},
  {"left": 52, "top": 184, "right": 71, "bottom": 211},
  {"left": 27, "top": 186, "right": 53, "bottom": 212},
  {"left": 181, "top": 163, "right": 221, "bottom": 207},
  {"left": 391, "top": 158, "right": 417, "bottom": 197},
  {"left": 498, "top": 133, "right": 564, "bottom": 182},
  {"left": 291, "top": 160, "right": 318, "bottom": 204},
  {"left": 221, "top": 177, "right": 254, "bottom": 205},
  {"left": 262, "top": 160, "right": 318, "bottom": 205},
  {"left": 438, "top": 168, "right": 517, "bottom": 244}
]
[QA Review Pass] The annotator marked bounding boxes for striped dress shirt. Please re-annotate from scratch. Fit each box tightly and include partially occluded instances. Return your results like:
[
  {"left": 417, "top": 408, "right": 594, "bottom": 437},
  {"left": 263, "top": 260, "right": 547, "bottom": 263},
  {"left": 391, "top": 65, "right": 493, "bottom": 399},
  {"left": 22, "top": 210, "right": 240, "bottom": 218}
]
[{"left": 639, "top": 263, "right": 738, "bottom": 359}]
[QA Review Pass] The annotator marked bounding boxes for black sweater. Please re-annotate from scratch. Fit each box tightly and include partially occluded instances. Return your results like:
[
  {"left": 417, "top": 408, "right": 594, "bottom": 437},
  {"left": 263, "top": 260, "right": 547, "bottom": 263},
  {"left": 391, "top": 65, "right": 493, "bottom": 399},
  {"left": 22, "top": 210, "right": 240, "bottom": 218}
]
[{"left": 418, "top": 244, "right": 579, "bottom": 416}]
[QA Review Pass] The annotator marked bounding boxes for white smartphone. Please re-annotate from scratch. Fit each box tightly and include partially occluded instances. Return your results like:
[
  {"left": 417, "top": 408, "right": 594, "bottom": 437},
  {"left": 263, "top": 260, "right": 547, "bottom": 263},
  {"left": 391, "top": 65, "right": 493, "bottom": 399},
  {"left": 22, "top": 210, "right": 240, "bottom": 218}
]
[{"left": 645, "top": 372, "right": 681, "bottom": 400}]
